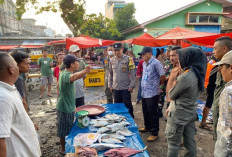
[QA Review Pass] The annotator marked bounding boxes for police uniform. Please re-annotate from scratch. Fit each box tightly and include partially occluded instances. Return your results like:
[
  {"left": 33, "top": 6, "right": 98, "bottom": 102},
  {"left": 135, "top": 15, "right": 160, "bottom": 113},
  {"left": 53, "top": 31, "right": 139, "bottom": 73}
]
[
  {"left": 104, "top": 56, "right": 113, "bottom": 104},
  {"left": 108, "top": 45, "right": 136, "bottom": 118}
]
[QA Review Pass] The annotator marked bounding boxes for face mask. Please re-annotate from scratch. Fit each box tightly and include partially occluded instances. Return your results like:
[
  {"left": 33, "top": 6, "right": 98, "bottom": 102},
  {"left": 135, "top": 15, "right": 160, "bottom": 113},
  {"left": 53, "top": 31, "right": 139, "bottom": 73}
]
[{"left": 108, "top": 51, "right": 114, "bottom": 56}]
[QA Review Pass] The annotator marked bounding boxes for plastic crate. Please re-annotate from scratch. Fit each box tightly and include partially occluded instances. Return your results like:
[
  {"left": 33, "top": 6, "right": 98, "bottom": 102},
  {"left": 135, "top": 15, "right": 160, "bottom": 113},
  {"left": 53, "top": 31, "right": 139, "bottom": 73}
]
[{"left": 84, "top": 69, "right": 105, "bottom": 87}]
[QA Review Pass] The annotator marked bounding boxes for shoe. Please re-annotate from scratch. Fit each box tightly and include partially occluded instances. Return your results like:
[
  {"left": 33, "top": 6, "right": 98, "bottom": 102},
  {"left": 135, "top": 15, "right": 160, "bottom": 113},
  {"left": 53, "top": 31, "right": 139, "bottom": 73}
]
[
  {"left": 139, "top": 128, "right": 150, "bottom": 133},
  {"left": 147, "top": 135, "right": 158, "bottom": 142},
  {"left": 158, "top": 108, "right": 163, "bottom": 117}
]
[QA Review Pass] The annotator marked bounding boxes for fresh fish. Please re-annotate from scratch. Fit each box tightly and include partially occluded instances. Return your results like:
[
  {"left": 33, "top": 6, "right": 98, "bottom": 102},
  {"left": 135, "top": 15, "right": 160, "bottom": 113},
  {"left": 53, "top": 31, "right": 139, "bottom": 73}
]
[
  {"left": 93, "top": 121, "right": 109, "bottom": 127},
  {"left": 105, "top": 114, "right": 114, "bottom": 121},
  {"left": 104, "top": 114, "right": 126, "bottom": 123},
  {"left": 101, "top": 134, "right": 126, "bottom": 141},
  {"left": 117, "top": 129, "right": 134, "bottom": 137},
  {"left": 104, "top": 146, "right": 147, "bottom": 157},
  {"left": 97, "top": 127, "right": 110, "bottom": 134},
  {"left": 90, "top": 143, "right": 124, "bottom": 152},
  {"left": 106, "top": 123, "right": 125, "bottom": 129},
  {"left": 89, "top": 119, "right": 98, "bottom": 125},
  {"left": 95, "top": 118, "right": 109, "bottom": 121},
  {"left": 101, "top": 138, "right": 123, "bottom": 144},
  {"left": 107, "top": 123, "right": 127, "bottom": 132}
]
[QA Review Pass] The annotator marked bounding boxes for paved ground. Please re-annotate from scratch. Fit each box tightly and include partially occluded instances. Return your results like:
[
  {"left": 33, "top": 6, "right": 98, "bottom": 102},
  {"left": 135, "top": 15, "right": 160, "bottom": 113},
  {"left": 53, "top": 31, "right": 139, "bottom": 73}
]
[{"left": 28, "top": 79, "right": 214, "bottom": 157}]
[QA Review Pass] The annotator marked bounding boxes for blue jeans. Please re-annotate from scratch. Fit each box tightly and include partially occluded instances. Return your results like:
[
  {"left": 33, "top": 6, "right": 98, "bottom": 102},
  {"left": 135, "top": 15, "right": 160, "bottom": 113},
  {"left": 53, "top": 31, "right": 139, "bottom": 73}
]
[{"left": 137, "top": 77, "right": 142, "bottom": 101}]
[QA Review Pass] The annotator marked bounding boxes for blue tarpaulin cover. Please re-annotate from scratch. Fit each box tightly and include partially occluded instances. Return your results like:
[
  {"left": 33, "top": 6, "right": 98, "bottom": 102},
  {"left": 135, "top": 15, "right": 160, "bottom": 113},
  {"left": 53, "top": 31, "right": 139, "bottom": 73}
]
[
  {"left": 196, "top": 100, "right": 213, "bottom": 122},
  {"left": 65, "top": 103, "right": 149, "bottom": 157}
]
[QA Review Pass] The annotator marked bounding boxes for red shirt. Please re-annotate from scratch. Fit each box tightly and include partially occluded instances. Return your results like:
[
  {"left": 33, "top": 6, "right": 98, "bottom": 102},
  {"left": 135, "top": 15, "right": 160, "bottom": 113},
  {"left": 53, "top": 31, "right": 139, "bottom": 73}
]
[
  {"left": 136, "top": 59, "right": 144, "bottom": 77},
  {"left": 54, "top": 66, "right": 60, "bottom": 81}
]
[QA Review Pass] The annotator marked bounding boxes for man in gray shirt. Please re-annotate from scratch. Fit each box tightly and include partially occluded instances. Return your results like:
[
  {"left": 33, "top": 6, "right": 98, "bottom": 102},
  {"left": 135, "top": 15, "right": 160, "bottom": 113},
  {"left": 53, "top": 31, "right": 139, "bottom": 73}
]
[
  {"left": 71, "top": 45, "right": 86, "bottom": 107},
  {"left": 108, "top": 43, "right": 136, "bottom": 118}
]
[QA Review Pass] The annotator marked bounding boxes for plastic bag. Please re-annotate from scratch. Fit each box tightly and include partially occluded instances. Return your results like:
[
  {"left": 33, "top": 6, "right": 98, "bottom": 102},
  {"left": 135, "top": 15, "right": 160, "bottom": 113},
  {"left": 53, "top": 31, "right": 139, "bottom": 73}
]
[{"left": 73, "top": 133, "right": 100, "bottom": 147}]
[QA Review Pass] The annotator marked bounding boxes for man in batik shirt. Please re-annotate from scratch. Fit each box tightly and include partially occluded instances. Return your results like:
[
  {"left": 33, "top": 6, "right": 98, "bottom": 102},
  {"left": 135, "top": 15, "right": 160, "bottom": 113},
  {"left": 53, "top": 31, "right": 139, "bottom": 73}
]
[{"left": 214, "top": 50, "right": 232, "bottom": 157}]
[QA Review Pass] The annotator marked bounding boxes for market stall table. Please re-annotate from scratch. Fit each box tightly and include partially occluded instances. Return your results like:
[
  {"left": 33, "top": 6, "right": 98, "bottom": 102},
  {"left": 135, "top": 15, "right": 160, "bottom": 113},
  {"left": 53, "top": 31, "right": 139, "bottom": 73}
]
[{"left": 65, "top": 103, "right": 149, "bottom": 157}]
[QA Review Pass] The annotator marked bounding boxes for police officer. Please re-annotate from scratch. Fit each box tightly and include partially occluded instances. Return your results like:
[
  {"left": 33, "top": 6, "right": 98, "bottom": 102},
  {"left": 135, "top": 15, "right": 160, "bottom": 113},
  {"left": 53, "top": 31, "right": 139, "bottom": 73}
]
[
  {"left": 104, "top": 45, "right": 114, "bottom": 104},
  {"left": 108, "top": 43, "right": 136, "bottom": 118}
]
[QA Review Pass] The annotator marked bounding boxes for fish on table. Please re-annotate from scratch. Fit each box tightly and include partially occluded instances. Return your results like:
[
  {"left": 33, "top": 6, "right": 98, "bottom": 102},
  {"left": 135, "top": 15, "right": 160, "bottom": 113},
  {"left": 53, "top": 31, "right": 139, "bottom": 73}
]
[
  {"left": 101, "top": 134, "right": 126, "bottom": 141},
  {"left": 101, "top": 138, "right": 123, "bottom": 144},
  {"left": 116, "top": 129, "right": 134, "bottom": 137},
  {"left": 104, "top": 146, "right": 147, "bottom": 157},
  {"left": 90, "top": 143, "right": 124, "bottom": 152},
  {"left": 97, "top": 127, "right": 111, "bottom": 134}
]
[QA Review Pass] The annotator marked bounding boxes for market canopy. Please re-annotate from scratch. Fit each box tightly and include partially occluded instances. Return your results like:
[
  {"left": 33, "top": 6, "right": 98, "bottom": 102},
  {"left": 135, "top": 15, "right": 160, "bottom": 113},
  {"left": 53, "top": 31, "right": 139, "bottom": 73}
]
[
  {"left": 0, "top": 45, "right": 44, "bottom": 50},
  {"left": 48, "top": 40, "right": 66, "bottom": 45},
  {"left": 123, "top": 33, "right": 171, "bottom": 47},
  {"left": 155, "top": 26, "right": 217, "bottom": 40},
  {"left": 66, "top": 35, "right": 116, "bottom": 49},
  {"left": 187, "top": 32, "right": 232, "bottom": 47}
]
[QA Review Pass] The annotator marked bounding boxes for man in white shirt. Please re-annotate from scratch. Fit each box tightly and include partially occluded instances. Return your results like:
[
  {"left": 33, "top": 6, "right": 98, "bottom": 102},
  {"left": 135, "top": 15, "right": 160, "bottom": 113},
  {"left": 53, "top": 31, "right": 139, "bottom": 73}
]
[{"left": 0, "top": 52, "right": 41, "bottom": 157}]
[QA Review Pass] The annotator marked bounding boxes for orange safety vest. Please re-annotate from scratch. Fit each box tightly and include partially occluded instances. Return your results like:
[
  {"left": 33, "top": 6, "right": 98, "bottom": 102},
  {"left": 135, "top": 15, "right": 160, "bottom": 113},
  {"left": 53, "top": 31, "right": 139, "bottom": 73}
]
[{"left": 204, "top": 60, "right": 216, "bottom": 89}]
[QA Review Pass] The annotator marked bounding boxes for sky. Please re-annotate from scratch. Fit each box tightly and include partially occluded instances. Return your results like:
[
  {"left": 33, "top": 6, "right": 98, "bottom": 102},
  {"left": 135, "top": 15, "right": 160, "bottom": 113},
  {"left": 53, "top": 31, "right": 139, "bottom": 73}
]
[{"left": 20, "top": 0, "right": 198, "bottom": 35}]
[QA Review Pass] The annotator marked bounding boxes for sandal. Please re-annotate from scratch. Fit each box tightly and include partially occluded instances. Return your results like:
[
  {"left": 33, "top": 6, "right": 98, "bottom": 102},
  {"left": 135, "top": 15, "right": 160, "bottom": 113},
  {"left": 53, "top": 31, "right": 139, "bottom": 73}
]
[
  {"left": 59, "top": 147, "right": 66, "bottom": 156},
  {"left": 199, "top": 123, "right": 212, "bottom": 131},
  {"left": 38, "top": 95, "right": 43, "bottom": 99},
  {"left": 59, "top": 151, "right": 66, "bottom": 156}
]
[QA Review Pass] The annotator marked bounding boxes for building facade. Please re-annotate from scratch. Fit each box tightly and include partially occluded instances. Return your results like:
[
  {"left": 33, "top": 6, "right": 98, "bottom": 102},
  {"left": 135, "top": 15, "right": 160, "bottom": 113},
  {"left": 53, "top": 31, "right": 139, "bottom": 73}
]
[
  {"left": 0, "top": 0, "right": 22, "bottom": 37},
  {"left": 0, "top": 0, "right": 56, "bottom": 37},
  {"left": 105, "top": 0, "right": 128, "bottom": 19},
  {"left": 122, "top": 0, "right": 232, "bottom": 55}
]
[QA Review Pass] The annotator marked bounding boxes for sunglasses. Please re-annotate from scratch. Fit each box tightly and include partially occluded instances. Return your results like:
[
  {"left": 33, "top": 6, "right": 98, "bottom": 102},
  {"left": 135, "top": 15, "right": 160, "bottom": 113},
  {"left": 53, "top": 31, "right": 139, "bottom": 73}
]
[{"left": 218, "top": 64, "right": 230, "bottom": 70}]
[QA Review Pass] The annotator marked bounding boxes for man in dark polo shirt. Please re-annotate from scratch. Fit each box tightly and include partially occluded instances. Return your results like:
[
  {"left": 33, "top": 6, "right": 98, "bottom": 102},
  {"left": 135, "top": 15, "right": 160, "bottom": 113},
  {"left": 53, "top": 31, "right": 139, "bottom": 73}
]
[{"left": 10, "top": 51, "right": 30, "bottom": 112}]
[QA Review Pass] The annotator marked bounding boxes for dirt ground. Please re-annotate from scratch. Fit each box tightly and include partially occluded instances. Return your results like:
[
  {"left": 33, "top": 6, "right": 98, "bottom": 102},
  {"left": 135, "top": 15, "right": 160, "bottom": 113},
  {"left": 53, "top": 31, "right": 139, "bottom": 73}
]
[{"left": 29, "top": 79, "right": 214, "bottom": 157}]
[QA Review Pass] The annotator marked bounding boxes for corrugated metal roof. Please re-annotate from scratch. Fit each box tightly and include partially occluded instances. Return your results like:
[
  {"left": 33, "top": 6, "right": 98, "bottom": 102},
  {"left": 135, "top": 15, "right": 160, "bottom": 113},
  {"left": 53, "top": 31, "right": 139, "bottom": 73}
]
[{"left": 22, "top": 40, "right": 47, "bottom": 45}]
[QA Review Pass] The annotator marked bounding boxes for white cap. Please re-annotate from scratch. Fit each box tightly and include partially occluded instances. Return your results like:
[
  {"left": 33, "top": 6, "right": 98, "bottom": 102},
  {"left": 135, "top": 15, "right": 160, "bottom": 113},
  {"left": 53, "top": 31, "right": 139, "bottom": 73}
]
[{"left": 69, "top": 45, "right": 80, "bottom": 53}]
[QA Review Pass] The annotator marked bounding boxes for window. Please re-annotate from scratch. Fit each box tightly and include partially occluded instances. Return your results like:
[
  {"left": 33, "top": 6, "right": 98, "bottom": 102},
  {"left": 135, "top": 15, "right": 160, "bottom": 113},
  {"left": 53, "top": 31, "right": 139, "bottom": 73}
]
[
  {"left": 199, "top": 15, "right": 209, "bottom": 23},
  {"left": 186, "top": 12, "right": 221, "bottom": 25},
  {"left": 209, "top": 15, "right": 219, "bottom": 23},
  {"left": 189, "top": 15, "right": 197, "bottom": 23}
]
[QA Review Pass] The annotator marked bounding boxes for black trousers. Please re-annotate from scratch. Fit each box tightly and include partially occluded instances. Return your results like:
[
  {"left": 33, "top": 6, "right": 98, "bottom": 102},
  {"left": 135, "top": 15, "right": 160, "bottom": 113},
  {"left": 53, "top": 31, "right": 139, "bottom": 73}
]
[
  {"left": 114, "top": 90, "right": 134, "bottom": 118},
  {"left": 142, "top": 95, "right": 159, "bottom": 136},
  {"left": 75, "top": 97, "right": 85, "bottom": 108}
]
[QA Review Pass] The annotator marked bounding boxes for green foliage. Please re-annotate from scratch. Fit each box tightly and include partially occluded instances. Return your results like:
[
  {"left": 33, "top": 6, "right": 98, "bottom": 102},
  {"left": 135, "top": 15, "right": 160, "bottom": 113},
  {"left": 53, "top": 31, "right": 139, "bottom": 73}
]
[
  {"left": 59, "top": 0, "right": 85, "bottom": 36},
  {"left": 0, "top": 0, "right": 4, "bottom": 4},
  {"left": 114, "top": 3, "right": 138, "bottom": 32},
  {"left": 80, "top": 13, "right": 121, "bottom": 40},
  {"left": 14, "top": 0, "right": 85, "bottom": 36}
]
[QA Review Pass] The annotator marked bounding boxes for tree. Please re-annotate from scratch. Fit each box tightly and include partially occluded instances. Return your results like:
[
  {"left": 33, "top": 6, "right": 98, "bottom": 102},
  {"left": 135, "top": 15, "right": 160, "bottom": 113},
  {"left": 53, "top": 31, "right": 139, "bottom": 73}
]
[
  {"left": 114, "top": 3, "right": 138, "bottom": 32},
  {"left": 80, "top": 13, "right": 121, "bottom": 40},
  {"left": 1, "top": 0, "right": 86, "bottom": 36}
]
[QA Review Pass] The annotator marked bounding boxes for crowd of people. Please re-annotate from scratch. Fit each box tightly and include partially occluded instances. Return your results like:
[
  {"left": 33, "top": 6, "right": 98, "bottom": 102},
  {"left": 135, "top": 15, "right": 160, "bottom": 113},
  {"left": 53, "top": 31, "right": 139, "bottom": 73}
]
[{"left": 0, "top": 36, "right": 232, "bottom": 157}]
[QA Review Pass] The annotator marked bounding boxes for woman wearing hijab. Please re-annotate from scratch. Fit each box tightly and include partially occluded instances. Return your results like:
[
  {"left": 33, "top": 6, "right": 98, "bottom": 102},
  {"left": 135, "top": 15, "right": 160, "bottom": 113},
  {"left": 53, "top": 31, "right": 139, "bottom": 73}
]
[{"left": 165, "top": 47, "right": 207, "bottom": 157}]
